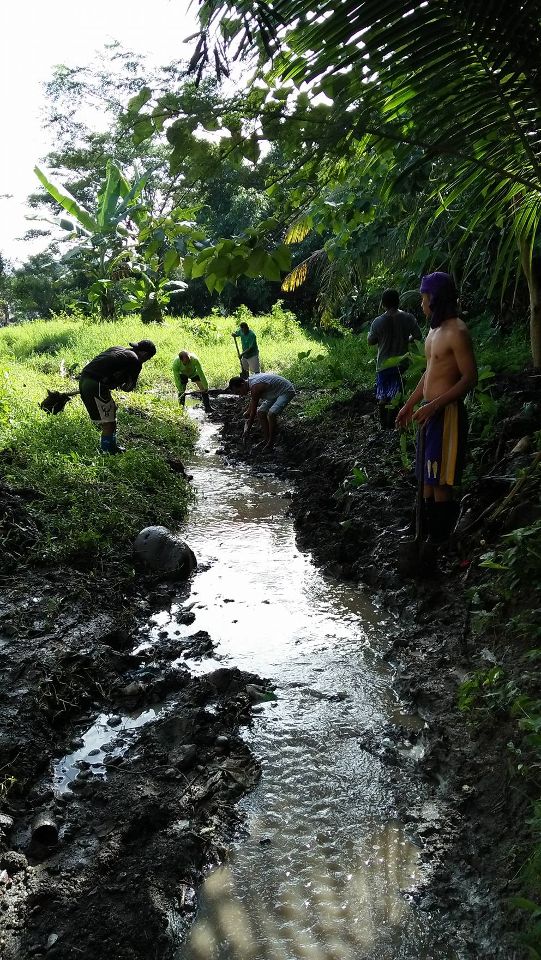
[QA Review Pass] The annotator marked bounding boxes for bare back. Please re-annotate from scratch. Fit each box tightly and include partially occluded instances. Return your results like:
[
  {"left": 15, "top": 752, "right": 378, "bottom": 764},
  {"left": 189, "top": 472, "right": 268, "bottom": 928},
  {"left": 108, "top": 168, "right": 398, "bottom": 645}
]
[{"left": 424, "top": 317, "right": 476, "bottom": 402}]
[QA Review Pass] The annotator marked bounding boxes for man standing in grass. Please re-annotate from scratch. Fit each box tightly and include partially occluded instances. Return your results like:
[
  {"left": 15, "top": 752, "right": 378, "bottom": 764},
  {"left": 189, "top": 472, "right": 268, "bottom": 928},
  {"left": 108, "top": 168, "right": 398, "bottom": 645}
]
[
  {"left": 396, "top": 272, "right": 477, "bottom": 544},
  {"left": 228, "top": 372, "right": 295, "bottom": 452},
  {"left": 232, "top": 321, "right": 260, "bottom": 375},
  {"left": 368, "top": 289, "right": 422, "bottom": 429},
  {"left": 173, "top": 350, "right": 212, "bottom": 414},
  {"left": 79, "top": 339, "right": 156, "bottom": 454}
]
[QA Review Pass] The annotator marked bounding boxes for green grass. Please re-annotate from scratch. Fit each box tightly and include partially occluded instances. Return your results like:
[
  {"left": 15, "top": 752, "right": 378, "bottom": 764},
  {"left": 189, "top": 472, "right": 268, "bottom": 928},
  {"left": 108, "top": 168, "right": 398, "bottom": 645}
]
[
  {"left": 0, "top": 302, "right": 529, "bottom": 568},
  {"left": 0, "top": 302, "right": 376, "bottom": 397},
  {"left": 0, "top": 303, "right": 375, "bottom": 567}
]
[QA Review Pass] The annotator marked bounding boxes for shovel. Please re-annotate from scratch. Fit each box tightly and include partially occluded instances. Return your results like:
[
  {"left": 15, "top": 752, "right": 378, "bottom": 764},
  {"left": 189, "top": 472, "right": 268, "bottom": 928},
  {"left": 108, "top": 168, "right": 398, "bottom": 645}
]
[{"left": 397, "top": 422, "right": 427, "bottom": 575}]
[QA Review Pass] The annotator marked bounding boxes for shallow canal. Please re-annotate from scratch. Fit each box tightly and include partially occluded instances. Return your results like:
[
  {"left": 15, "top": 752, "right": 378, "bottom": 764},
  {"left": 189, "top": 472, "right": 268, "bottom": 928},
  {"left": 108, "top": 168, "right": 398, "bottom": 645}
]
[{"left": 155, "top": 411, "right": 455, "bottom": 960}]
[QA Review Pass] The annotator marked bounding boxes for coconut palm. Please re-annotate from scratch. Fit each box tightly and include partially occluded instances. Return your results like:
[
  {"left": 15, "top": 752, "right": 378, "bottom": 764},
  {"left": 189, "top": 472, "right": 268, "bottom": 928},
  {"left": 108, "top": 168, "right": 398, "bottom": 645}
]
[{"left": 193, "top": 0, "right": 541, "bottom": 364}]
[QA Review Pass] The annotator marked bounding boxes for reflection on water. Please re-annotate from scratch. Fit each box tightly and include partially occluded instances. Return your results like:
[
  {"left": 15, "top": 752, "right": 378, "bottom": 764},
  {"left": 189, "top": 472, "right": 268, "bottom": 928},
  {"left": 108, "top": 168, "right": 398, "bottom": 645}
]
[
  {"left": 186, "top": 823, "right": 422, "bottom": 960},
  {"left": 53, "top": 708, "right": 158, "bottom": 793},
  {"left": 154, "top": 414, "right": 453, "bottom": 960}
]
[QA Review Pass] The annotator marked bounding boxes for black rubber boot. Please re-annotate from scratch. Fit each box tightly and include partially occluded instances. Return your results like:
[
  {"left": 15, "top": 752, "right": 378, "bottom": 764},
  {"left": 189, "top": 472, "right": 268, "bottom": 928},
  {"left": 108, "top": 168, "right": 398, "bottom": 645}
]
[
  {"left": 378, "top": 402, "right": 395, "bottom": 430},
  {"left": 202, "top": 392, "right": 212, "bottom": 414},
  {"left": 427, "top": 501, "right": 459, "bottom": 544}
]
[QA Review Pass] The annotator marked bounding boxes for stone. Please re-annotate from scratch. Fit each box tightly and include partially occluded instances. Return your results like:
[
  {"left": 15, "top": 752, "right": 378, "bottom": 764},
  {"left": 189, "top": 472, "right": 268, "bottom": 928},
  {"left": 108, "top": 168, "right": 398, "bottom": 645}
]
[
  {"left": 0, "top": 814, "right": 14, "bottom": 834},
  {"left": 134, "top": 526, "right": 197, "bottom": 579},
  {"left": 171, "top": 744, "right": 198, "bottom": 771},
  {"left": 107, "top": 715, "right": 122, "bottom": 728},
  {"left": 0, "top": 851, "right": 27, "bottom": 874}
]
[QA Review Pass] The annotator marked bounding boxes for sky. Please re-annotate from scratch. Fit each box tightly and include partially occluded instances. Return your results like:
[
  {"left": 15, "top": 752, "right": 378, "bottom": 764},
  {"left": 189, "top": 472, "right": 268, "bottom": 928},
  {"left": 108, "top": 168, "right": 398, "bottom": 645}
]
[{"left": 0, "top": 0, "right": 198, "bottom": 265}]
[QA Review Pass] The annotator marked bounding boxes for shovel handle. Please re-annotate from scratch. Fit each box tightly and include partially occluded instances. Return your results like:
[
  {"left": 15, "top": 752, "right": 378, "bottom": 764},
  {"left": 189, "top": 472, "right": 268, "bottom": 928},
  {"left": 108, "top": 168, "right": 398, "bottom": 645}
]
[
  {"left": 233, "top": 336, "right": 244, "bottom": 373},
  {"left": 415, "top": 422, "right": 427, "bottom": 543}
]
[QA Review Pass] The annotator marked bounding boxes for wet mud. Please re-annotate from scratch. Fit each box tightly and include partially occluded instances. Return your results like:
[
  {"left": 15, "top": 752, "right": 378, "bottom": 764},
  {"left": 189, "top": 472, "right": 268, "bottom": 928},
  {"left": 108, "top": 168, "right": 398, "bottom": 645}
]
[
  {"left": 216, "top": 379, "right": 541, "bottom": 960},
  {"left": 0, "top": 568, "right": 265, "bottom": 960},
  {"left": 1, "top": 373, "right": 539, "bottom": 959}
]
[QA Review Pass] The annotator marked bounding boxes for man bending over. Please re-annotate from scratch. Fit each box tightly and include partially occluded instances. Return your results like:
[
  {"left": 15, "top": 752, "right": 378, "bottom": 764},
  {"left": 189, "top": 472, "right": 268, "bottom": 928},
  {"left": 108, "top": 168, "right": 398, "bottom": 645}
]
[
  {"left": 173, "top": 351, "right": 212, "bottom": 414},
  {"left": 228, "top": 372, "right": 296, "bottom": 452},
  {"left": 79, "top": 339, "right": 156, "bottom": 454},
  {"left": 396, "top": 272, "right": 477, "bottom": 543}
]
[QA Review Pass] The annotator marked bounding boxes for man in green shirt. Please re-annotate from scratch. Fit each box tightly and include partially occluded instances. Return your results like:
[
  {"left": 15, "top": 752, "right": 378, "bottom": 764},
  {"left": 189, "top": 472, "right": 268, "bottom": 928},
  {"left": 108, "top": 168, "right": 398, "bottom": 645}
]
[
  {"left": 172, "top": 351, "right": 212, "bottom": 413},
  {"left": 232, "top": 321, "right": 260, "bottom": 374}
]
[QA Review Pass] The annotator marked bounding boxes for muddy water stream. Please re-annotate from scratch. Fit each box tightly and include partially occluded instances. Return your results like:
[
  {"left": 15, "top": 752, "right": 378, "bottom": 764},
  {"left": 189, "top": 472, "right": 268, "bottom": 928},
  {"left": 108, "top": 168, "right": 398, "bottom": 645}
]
[{"left": 156, "top": 412, "right": 455, "bottom": 960}]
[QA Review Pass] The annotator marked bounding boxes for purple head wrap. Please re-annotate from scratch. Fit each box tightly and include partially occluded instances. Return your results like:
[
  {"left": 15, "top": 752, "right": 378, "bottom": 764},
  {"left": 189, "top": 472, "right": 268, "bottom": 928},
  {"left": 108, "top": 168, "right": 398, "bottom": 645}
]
[{"left": 420, "top": 271, "right": 458, "bottom": 329}]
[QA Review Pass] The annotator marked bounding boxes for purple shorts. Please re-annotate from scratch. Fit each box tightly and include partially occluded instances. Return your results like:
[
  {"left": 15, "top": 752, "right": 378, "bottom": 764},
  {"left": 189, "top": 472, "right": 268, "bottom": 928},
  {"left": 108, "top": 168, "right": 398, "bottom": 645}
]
[
  {"left": 416, "top": 401, "right": 468, "bottom": 486},
  {"left": 376, "top": 367, "right": 403, "bottom": 401}
]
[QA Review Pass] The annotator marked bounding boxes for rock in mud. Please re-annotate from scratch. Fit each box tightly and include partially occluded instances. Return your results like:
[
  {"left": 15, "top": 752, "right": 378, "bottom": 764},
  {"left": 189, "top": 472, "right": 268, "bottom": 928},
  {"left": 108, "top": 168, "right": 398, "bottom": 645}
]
[{"left": 133, "top": 526, "right": 197, "bottom": 579}]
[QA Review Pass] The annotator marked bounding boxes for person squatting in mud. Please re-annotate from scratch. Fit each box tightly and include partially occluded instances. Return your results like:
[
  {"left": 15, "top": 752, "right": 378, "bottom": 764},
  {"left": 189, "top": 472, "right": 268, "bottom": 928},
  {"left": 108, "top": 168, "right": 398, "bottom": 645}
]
[
  {"left": 173, "top": 350, "right": 212, "bottom": 414},
  {"left": 367, "top": 288, "right": 422, "bottom": 429},
  {"left": 396, "top": 272, "right": 478, "bottom": 544},
  {"left": 228, "top": 372, "right": 296, "bottom": 452},
  {"left": 79, "top": 339, "right": 157, "bottom": 454}
]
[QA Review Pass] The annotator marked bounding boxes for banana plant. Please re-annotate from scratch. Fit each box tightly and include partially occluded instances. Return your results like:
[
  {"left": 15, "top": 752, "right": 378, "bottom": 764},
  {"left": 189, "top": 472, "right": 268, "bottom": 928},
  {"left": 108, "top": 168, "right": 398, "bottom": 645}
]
[{"left": 34, "top": 160, "right": 148, "bottom": 319}]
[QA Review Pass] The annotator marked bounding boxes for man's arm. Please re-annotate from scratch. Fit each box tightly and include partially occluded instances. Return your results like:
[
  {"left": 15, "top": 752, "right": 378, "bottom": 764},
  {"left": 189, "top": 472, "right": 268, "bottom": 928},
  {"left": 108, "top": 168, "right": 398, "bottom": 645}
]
[
  {"left": 396, "top": 374, "right": 426, "bottom": 428},
  {"left": 116, "top": 357, "right": 142, "bottom": 391},
  {"left": 242, "top": 384, "right": 265, "bottom": 442},
  {"left": 409, "top": 315, "right": 423, "bottom": 341},
  {"left": 413, "top": 328, "right": 477, "bottom": 424},
  {"left": 367, "top": 318, "right": 380, "bottom": 346},
  {"left": 172, "top": 358, "right": 184, "bottom": 395},
  {"left": 192, "top": 359, "right": 208, "bottom": 391}
]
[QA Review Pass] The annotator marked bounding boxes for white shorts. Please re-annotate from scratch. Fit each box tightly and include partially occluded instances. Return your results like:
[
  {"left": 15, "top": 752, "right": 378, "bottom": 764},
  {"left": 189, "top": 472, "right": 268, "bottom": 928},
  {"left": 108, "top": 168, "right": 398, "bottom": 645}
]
[
  {"left": 258, "top": 388, "right": 295, "bottom": 416},
  {"left": 241, "top": 353, "right": 260, "bottom": 374}
]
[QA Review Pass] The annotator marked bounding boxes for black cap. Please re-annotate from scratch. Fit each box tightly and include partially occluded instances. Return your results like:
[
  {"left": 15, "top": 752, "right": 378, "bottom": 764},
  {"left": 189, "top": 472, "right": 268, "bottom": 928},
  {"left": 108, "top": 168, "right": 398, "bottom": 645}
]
[{"left": 129, "top": 339, "right": 156, "bottom": 358}]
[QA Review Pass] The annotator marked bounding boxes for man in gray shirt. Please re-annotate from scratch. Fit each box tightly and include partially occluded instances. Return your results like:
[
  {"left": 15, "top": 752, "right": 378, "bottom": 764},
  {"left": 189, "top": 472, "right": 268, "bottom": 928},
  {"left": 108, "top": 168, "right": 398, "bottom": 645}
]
[
  {"left": 228, "top": 372, "right": 296, "bottom": 451},
  {"left": 367, "top": 289, "right": 422, "bottom": 428}
]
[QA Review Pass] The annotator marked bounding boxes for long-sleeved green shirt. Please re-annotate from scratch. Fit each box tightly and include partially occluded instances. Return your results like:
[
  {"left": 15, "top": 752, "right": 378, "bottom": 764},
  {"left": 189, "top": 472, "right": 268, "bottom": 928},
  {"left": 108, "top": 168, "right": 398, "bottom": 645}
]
[
  {"left": 233, "top": 327, "right": 258, "bottom": 358},
  {"left": 172, "top": 354, "right": 208, "bottom": 393}
]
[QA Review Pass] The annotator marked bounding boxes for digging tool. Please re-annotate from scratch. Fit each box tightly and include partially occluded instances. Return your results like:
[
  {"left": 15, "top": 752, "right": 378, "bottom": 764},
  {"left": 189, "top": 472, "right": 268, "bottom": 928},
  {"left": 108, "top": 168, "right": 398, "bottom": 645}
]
[
  {"left": 182, "top": 388, "right": 231, "bottom": 400},
  {"left": 40, "top": 389, "right": 79, "bottom": 415},
  {"left": 233, "top": 335, "right": 248, "bottom": 378},
  {"left": 397, "top": 422, "right": 428, "bottom": 575}
]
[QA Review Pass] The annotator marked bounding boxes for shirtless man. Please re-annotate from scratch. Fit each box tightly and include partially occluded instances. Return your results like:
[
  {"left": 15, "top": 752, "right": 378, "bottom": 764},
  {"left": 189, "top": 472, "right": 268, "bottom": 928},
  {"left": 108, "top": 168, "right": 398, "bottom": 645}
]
[
  {"left": 396, "top": 272, "right": 477, "bottom": 543},
  {"left": 227, "top": 372, "right": 296, "bottom": 451}
]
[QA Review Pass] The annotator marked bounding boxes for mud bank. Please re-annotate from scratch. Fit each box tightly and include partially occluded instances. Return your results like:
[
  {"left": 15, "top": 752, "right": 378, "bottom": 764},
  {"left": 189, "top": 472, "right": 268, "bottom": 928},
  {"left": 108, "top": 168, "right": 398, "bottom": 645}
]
[
  {"left": 217, "top": 380, "right": 541, "bottom": 960},
  {"left": 0, "top": 563, "right": 264, "bottom": 960}
]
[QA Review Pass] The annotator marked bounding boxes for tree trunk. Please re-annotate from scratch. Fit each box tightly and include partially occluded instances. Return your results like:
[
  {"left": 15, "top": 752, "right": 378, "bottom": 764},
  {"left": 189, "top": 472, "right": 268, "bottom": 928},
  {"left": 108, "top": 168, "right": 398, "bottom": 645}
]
[
  {"left": 100, "top": 291, "right": 116, "bottom": 321},
  {"left": 520, "top": 242, "right": 541, "bottom": 369}
]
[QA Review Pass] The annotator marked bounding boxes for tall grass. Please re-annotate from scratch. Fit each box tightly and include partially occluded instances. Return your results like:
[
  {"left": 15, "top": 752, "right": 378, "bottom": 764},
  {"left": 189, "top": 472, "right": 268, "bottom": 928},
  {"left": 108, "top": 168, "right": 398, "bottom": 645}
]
[{"left": 0, "top": 304, "right": 375, "bottom": 567}]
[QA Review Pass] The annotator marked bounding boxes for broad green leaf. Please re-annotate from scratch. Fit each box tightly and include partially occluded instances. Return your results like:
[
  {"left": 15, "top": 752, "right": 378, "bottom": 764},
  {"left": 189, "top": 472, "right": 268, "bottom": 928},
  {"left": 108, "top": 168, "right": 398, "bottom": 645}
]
[
  {"left": 133, "top": 116, "right": 155, "bottom": 145},
  {"left": 164, "top": 248, "right": 180, "bottom": 274},
  {"left": 127, "top": 86, "right": 152, "bottom": 114},
  {"left": 261, "top": 255, "right": 282, "bottom": 282},
  {"left": 34, "top": 166, "right": 98, "bottom": 233}
]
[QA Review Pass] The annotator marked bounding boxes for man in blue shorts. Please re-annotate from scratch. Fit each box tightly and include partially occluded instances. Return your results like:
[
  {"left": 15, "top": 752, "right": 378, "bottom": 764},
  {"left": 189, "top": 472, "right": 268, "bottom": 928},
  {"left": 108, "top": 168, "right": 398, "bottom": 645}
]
[
  {"left": 228, "top": 373, "right": 295, "bottom": 451},
  {"left": 368, "top": 289, "right": 422, "bottom": 428},
  {"left": 396, "top": 272, "right": 477, "bottom": 543}
]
